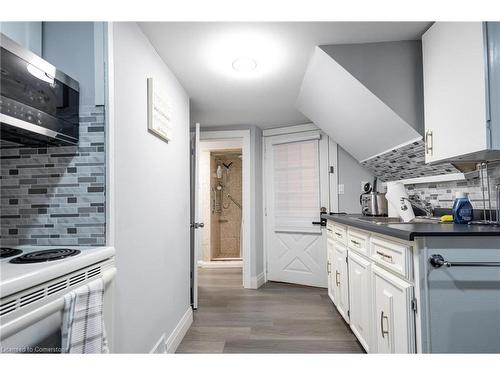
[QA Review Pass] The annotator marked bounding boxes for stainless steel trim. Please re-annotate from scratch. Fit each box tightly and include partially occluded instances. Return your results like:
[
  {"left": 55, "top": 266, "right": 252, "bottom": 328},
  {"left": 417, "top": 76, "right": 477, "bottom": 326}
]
[
  {"left": 0, "top": 113, "right": 78, "bottom": 144},
  {"left": 425, "top": 130, "right": 433, "bottom": 156},
  {"left": 1, "top": 32, "right": 79, "bottom": 92},
  {"left": 429, "top": 254, "right": 500, "bottom": 268}
]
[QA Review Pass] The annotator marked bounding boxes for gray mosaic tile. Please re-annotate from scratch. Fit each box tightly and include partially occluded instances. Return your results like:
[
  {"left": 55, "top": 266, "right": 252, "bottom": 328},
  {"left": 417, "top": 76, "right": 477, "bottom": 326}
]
[{"left": 0, "top": 106, "right": 106, "bottom": 246}]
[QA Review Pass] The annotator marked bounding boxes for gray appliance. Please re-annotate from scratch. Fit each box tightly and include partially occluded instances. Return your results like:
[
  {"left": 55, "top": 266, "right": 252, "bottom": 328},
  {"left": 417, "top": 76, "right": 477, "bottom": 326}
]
[
  {"left": 360, "top": 192, "right": 388, "bottom": 216},
  {"left": 360, "top": 178, "right": 388, "bottom": 216},
  {"left": 0, "top": 33, "right": 80, "bottom": 146}
]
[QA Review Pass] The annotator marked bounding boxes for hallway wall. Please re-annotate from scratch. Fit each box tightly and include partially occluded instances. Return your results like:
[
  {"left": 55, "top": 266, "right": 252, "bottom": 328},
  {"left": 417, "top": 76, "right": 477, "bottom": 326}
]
[{"left": 112, "top": 22, "right": 191, "bottom": 353}]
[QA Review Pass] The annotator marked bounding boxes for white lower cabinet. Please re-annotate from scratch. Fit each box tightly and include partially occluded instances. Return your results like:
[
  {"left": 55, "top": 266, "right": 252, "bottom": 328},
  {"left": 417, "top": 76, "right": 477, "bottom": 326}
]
[
  {"left": 347, "top": 251, "right": 372, "bottom": 352},
  {"left": 332, "top": 241, "right": 349, "bottom": 323},
  {"left": 327, "top": 238, "right": 335, "bottom": 303},
  {"left": 372, "top": 265, "right": 415, "bottom": 353}
]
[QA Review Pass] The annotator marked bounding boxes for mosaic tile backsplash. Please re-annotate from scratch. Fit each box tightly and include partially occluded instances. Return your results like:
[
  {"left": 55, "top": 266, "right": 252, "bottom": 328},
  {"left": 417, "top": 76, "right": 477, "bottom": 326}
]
[
  {"left": 361, "top": 138, "right": 500, "bottom": 211},
  {"left": 406, "top": 164, "right": 500, "bottom": 210},
  {"left": 361, "top": 139, "right": 459, "bottom": 182},
  {"left": 0, "top": 105, "right": 106, "bottom": 246}
]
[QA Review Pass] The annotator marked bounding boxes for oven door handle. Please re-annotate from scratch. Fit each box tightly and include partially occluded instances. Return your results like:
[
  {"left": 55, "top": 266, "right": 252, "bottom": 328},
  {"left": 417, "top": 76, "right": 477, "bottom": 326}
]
[{"left": 430, "top": 254, "right": 500, "bottom": 268}]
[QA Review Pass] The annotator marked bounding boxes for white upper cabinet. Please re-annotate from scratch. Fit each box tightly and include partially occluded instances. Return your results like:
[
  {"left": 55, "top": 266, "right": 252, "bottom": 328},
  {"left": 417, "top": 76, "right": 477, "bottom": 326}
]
[{"left": 422, "top": 22, "right": 500, "bottom": 163}]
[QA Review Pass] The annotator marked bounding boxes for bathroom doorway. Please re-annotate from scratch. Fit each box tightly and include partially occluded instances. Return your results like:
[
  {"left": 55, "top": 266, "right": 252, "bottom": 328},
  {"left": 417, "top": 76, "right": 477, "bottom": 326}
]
[
  {"left": 208, "top": 150, "right": 243, "bottom": 262},
  {"left": 197, "top": 135, "right": 248, "bottom": 288}
]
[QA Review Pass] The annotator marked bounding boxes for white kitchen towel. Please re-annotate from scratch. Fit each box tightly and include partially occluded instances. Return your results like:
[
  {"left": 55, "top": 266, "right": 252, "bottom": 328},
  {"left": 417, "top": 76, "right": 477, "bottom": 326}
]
[
  {"left": 386, "top": 181, "right": 415, "bottom": 222},
  {"left": 61, "top": 278, "right": 109, "bottom": 354}
]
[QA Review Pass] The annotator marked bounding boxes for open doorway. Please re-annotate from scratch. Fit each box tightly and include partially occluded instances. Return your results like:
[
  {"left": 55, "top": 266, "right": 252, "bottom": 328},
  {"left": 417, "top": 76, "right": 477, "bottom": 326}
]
[
  {"left": 191, "top": 129, "right": 252, "bottom": 308},
  {"left": 199, "top": 145, "right": 243, "bottom": 268}
]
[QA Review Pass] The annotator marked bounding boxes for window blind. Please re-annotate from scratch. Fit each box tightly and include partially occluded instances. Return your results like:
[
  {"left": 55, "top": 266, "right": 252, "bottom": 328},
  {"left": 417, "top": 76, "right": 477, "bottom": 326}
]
[{"left": 272, "top": 139, "right": 320, "bottom": 232}]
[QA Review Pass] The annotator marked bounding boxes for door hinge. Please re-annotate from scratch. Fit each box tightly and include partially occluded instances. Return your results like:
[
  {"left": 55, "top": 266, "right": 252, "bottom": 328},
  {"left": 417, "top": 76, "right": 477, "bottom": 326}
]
[
  {"left": 411, "top": 298, "right": 418, "bottom": 313},
  {"left": 346, "top": 256, "right": 348, "bottom": 264},
  {"left": 329, "top": 166, "right": 335, "bottom": 174},
  {"left": 347, "top": 310, "right": 350, "bottom": 318}
]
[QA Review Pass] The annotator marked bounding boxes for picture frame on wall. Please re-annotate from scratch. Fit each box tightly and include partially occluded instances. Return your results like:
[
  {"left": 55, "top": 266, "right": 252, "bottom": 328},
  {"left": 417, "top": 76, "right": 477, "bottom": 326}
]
[{"left": 147, "top": 77, "right": 172, "bottom": 142}]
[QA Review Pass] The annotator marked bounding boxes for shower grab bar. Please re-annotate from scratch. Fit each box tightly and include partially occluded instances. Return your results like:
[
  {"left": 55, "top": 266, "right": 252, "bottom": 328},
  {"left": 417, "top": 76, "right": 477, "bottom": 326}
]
[
  {"left": 226, "top": 193, "right": 242, "bottom": 209},
  {"left": 429, "top": 254, "right": 500, "bottom": 269},
  {"left": 0, "top": 267, "right": 116, "bottom": 340}
]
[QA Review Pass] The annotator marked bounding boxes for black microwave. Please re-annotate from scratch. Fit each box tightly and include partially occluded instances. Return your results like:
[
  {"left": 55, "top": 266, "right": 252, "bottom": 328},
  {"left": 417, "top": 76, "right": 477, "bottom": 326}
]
[{"left": 0, "top": 33, "right": 80, "bottom": 146}]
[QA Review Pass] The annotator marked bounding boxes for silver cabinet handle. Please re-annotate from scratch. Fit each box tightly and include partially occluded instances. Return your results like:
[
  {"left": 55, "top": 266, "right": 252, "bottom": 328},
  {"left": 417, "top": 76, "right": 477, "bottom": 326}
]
[
  {"left": 350, "top": 239, "right": 361, "bottom": 247},
  {"left": 335, "top": 232, "right": 342, "bottom": 238},
  {"left": 425, "top": 130, "right": 433, "bottom": 156},
  {"left": 335, "top": 271, "right": 340, "bottom": 286},
  {"left": 376, "top": 250, "right": 393, "bottom": 263},
  {"left": 327, "top": 228, "right": 333, "bottom": 232},
  {"left": 380, "top": 311, "right": 389, "bottom": 338},
  {"left": 327, "top": 261, "right": 331, "bottom": 275}
]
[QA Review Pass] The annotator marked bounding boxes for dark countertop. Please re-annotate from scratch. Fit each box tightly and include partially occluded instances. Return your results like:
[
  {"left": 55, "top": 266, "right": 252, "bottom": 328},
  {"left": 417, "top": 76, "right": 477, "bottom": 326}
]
[{"left": 322, "top": 213, "right": 500, "bottom": 241}]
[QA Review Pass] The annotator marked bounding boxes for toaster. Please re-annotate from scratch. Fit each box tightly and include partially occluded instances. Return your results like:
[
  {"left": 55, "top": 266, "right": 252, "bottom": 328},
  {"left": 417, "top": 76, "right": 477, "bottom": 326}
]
[{"left": 360, "top": 192, "right": 388, "bottom": 216}]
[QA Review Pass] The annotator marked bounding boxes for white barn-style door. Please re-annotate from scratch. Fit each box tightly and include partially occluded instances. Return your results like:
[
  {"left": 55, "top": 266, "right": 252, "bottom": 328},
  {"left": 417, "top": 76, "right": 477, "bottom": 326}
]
[{"left": 264, "top": 129, "right": 332, "bottom": 287}]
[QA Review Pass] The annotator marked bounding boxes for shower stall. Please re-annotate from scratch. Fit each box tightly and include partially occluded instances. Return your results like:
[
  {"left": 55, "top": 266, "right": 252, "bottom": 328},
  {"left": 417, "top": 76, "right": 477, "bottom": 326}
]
[{"left": 209, "top": 150, "right": 243, "bottom": 260}]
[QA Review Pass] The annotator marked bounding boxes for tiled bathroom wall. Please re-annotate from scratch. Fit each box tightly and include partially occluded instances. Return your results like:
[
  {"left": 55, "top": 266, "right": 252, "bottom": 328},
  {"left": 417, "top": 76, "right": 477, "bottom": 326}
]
[
  {"left": 210, "top": 151, "right": 242, "bottom": 260},
  {"left": 0, "top": 105, "right": 106, "bottom": 246}
]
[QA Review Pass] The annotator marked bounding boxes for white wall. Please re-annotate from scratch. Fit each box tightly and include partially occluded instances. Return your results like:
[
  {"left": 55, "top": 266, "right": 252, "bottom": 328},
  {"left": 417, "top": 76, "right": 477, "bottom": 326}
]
[
  {"left": 338, "top": 146, "right": 374, "bottom": 213},
  {"left": 112, "top": 22, "right": 191, "bottom": 353},
  {"left": 42, "top": 22, "right": 104, "bottom": 106},
  {"left": 0, "top": 22, "right": 42, "bottom": 56}
]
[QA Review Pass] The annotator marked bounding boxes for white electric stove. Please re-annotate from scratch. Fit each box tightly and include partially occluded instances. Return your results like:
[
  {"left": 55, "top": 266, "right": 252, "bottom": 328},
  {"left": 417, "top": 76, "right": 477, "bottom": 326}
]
[
  {"left": 0, "top": 246, "right": 115, "bottom": 298},
  {"left": 0, "top": 246, "right": 116, "bottom": 352}
]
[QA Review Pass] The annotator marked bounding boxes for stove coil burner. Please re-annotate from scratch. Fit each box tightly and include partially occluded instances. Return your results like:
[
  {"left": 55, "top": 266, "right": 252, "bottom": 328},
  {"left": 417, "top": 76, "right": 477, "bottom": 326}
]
[
  {"left": 10, "top": 249, "right": 81, "bottom": 264},
  {"left": 0, "top": 247, "right": 23, "bottom": 259}
]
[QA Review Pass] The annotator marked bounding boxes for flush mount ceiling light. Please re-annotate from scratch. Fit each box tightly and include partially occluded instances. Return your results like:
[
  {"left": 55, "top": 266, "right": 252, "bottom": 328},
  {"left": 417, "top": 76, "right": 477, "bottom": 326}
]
[
  {"left": 232, "top": 57, "right": 257, "bottom": 73},
  {"left": 203, "top": 30, "right": 285, "bottom": 79}
]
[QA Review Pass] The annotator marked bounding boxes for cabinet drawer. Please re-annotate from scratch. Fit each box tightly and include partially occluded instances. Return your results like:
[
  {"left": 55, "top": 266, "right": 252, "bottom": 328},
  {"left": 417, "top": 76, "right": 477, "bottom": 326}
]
[
  {"left": 327, "top": 222, "right": 347, "bottom": 245},
  {"left": 370, "top": 236, "right": 412, "bottom": 280},
  {"left": 347, "top": 228, "right": 369, "bottom": 256}
]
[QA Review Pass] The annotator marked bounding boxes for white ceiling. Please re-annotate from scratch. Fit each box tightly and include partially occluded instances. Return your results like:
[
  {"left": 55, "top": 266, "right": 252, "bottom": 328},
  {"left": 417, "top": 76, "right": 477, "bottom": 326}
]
[{"left": 139, "top": 22, "right": 431, "bottom": 129}]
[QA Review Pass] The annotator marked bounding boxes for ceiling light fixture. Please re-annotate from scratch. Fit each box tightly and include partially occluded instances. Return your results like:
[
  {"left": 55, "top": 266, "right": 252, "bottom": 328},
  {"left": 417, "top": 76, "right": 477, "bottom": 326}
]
[
  {"left": 203, "top": 30, "right": 285, "bottom": 79},
  {"left": 232, "top": 57, "right": 257, "bottom": 73}
]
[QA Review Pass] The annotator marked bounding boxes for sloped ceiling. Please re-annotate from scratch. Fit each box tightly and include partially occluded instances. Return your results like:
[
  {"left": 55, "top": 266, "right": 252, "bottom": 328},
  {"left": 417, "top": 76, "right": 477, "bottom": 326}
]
[
  {"left": 320, "top": 41, "right": 425, "bottom": 135},
  {"left": 296, "top": 47, "right": 422, "bottom": 161}
]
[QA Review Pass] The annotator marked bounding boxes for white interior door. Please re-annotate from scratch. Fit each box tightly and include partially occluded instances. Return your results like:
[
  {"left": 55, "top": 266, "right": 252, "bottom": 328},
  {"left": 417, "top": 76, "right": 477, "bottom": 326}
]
[
  {"left": 264, "top": 130, "right": 329, "bottom": 287},
  {"left": 193, "top": 123, "right": 201, "bottom": 309}
]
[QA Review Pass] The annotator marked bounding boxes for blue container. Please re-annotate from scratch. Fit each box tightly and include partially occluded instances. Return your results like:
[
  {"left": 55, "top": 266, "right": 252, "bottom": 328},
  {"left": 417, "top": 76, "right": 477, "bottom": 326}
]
[{"left": 452, "top": 192, "right": 473, "bottom": 224}]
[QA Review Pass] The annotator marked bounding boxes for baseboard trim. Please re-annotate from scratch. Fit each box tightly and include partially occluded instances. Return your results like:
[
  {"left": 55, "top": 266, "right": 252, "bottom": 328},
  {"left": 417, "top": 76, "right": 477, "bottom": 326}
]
[
  {"left": 198, "top": 260, "right": 243, "bottom": 269},
  {"left": 249, "top": 272, "right": 266, "bottom": 289},
  {"left": 165, "top": 306, "right": 193, "bottom": 353},
  {"left": 150, "top": 333, "right": 166, "bottom": 354}
]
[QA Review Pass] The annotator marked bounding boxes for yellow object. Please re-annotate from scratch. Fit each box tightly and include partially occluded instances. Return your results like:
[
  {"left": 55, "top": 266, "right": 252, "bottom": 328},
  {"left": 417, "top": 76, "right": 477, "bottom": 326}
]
[{"left": 440, "top": 215, "right": 453, "bottom": 222}]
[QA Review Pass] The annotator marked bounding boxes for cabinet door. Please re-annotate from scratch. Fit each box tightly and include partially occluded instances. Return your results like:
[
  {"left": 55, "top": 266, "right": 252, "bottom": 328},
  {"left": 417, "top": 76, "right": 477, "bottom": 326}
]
[
  {"left": 422, "top": 22, "right": 488, "bottom": 163},
  {"left": 348, "top": 251, "right": 372, "bottom": 352},
  {"left": 372, "top": 265, "right": 415, "bottom": 353},
  {"left": 327, "top": 238, "right": 335, "bottom": 303},
  {"left": 332, "top": 242, "right": 349, "bottom": 323}
]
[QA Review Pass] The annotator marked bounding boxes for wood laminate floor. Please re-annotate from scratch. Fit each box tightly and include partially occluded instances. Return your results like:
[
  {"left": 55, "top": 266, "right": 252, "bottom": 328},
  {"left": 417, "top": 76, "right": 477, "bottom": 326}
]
[{"left": 176, "top": 268, "right": 364, "bottom": 353}]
